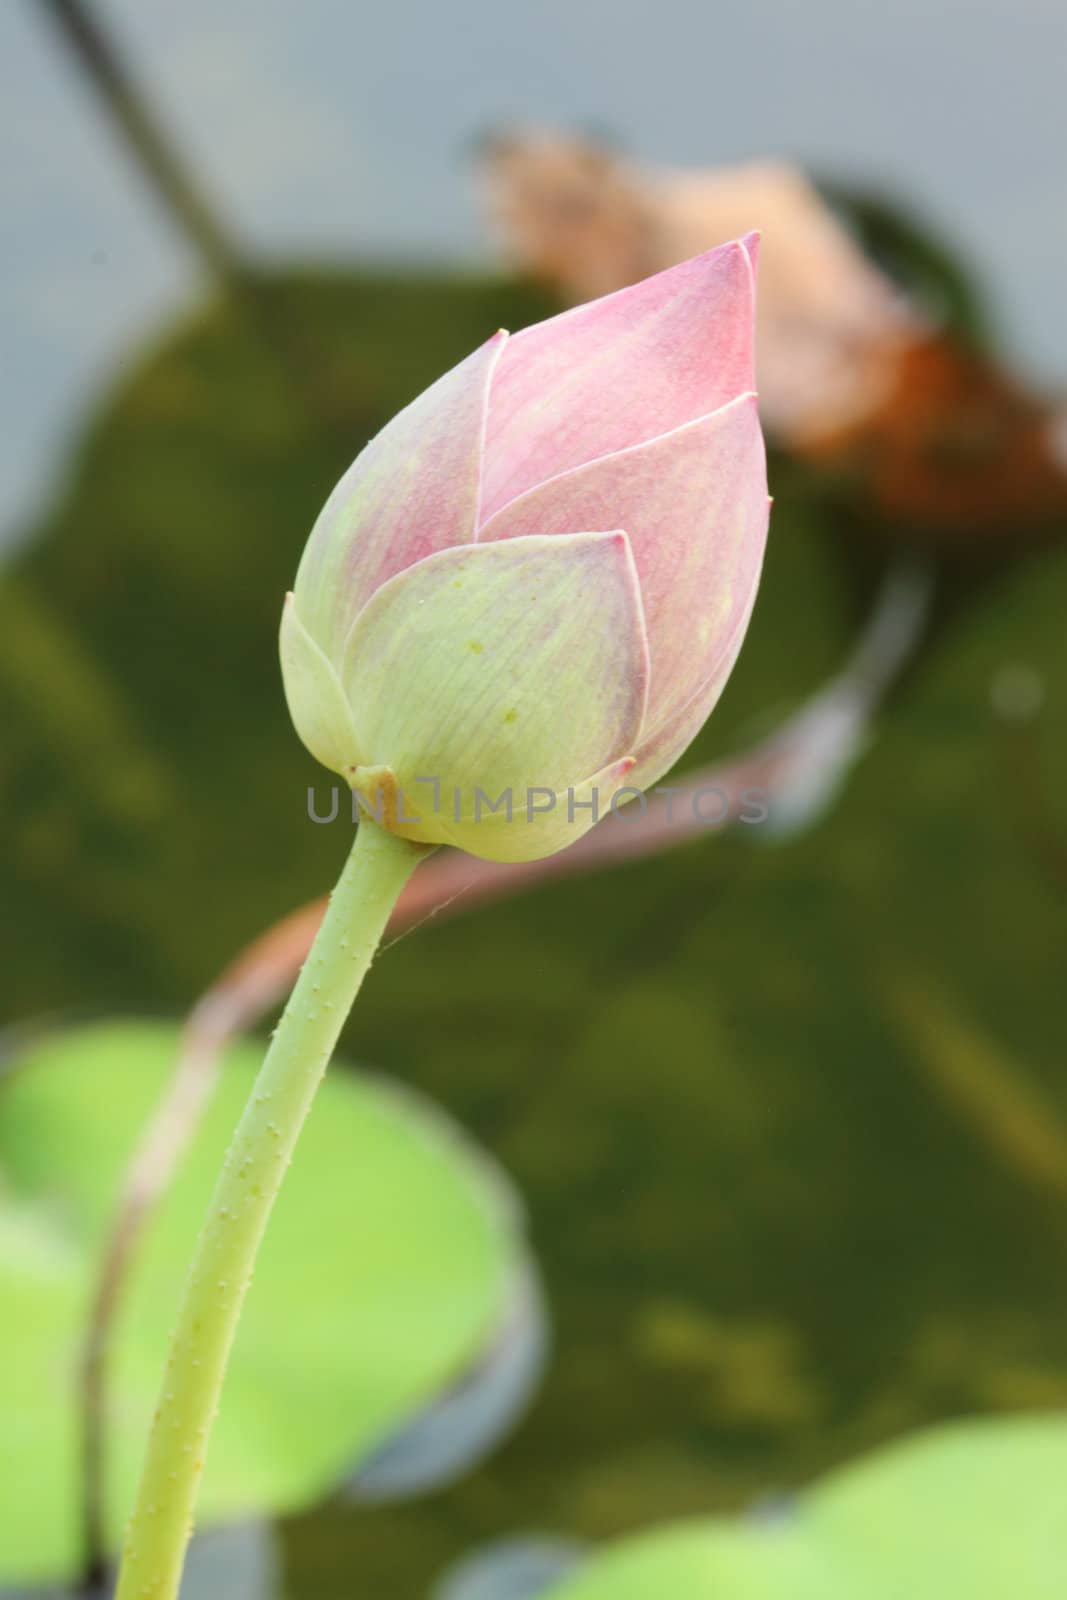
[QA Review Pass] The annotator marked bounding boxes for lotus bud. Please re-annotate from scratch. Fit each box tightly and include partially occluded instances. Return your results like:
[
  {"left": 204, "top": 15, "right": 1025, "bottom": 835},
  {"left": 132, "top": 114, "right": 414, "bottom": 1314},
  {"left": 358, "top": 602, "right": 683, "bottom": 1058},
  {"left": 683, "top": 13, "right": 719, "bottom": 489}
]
[{"left": 281, "top": 237, "right": 770, "bottom": 862}]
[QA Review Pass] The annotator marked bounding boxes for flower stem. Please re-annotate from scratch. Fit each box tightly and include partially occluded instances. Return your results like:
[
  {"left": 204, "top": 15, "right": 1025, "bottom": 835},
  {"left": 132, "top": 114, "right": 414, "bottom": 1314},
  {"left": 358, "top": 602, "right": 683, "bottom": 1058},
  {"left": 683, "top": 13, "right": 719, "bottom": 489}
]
[{"left": 114, "top": 819, "right": 428, "bottom": 1600}]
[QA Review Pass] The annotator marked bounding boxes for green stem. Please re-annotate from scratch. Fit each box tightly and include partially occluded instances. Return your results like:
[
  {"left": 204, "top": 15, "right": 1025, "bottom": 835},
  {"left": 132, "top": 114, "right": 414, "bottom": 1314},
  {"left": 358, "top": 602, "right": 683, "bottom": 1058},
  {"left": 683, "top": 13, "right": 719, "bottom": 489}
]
[{"left": 114, "top": 819, "right": 427, "bottom": 1600}]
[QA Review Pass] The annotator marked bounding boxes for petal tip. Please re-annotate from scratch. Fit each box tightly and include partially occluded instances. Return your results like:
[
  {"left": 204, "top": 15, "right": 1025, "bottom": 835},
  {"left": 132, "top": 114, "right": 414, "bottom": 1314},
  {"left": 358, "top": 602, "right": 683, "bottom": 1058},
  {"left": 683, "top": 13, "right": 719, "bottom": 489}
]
[
  {"left": 577, "top": 527, "right": 636, "bottom": 566},
  {"left": 604, "top": 527, "right": 642, "bottom": 593},
  {"left": 691, "top": 235, "right": 751, "bottom": 277}
]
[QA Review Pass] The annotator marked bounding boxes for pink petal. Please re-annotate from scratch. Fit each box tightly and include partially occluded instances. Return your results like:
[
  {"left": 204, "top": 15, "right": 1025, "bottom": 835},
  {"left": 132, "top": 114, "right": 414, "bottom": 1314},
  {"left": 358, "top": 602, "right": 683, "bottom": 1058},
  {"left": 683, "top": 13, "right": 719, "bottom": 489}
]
[
  {"left": 627, "top": 572, "right": 764, "bottom": 793},
  {"left": 479, "top": 391, "right": 768, "bottom": 733},
  {"left": 479, "top": 238, "right": 756, "bottom": 524},
  {"left": 294, "top": 331, "right": 507, "bottom": 660}
]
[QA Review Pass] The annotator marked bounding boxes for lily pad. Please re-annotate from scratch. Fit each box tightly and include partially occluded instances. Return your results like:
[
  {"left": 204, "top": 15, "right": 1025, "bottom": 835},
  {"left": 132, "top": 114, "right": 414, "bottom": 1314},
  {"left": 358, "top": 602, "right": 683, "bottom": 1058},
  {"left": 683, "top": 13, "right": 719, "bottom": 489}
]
[
  {"left": 539, "top": 1413, "right": 1067, "bottom": 1598},
  {"left": 2, "top": 1520, "right": 281, "bottom": 1600},
  {"left": 0, "top": 1020, "right": 532, "bottom": 1585},
  {"left": 350, "top": 1259, "right": 547, "bottom": 1502}
]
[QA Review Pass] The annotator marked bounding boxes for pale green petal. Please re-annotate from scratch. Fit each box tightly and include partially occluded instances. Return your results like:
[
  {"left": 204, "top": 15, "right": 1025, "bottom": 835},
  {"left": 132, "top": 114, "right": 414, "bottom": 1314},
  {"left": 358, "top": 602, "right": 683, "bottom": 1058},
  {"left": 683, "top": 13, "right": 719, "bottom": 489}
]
[
  {"left": 341, "top": 533, "right": 648, "bottom": 856},
  {"left": 439, "top": 756, "right": 637, "bottom": 863},
  {"left": 279, "top": 592, "right": 361, "bottom": 775}
]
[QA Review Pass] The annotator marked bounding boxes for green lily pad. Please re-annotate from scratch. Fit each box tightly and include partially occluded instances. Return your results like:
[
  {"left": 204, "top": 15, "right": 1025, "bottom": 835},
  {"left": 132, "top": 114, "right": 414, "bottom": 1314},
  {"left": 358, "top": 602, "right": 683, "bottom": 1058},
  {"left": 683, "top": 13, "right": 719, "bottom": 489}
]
[
  {"left": 543, "top": 1413, "right": 1067, "bottom": 1598},
  {"left": 0, "top": 1019, "right": 527, "bottom": 1585},
  {"left": 1, "top": 1522, "right": 281, "bottom": 1600}
]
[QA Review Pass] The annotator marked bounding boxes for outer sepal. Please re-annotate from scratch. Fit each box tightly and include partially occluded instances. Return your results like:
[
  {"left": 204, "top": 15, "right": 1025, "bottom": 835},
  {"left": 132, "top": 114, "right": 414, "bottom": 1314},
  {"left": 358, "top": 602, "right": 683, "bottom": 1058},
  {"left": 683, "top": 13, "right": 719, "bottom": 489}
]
[
  {"left": 279, "top": 593, "right": 360, "bottom": 776},
  {"left": 341, "top": 532, "right": 649, "bottom": 858}
]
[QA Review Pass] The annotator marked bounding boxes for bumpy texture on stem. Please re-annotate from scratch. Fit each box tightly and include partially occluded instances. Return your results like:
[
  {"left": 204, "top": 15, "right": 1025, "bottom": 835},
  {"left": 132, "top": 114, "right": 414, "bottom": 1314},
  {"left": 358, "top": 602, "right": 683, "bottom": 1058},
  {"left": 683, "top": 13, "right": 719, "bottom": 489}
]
[{"left": 114, "top": 820, "right": 427, "bottom": 1600}]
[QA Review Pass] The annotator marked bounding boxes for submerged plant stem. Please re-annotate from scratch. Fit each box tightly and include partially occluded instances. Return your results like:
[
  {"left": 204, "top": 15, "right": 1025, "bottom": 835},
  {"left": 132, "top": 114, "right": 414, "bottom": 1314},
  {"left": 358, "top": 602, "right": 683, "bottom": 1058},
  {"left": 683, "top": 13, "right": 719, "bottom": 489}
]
[{"left": 114, "top": 819, "right": 428, "bottom": 1600}]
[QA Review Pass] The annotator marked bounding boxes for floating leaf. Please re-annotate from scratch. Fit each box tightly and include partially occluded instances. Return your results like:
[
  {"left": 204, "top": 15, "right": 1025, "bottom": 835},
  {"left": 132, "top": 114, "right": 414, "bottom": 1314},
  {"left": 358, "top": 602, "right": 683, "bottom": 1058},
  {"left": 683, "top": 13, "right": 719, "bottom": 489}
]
[
  {"left": 537, "top": 1413, "right": 1067, "bottom": 1598},
  {"left": 351, "top": 1260, "right": 547, "bottom": 1502},
  {"left": 1, "top": 1521, "right": 281, "bottom": 1600},
  {"left": 0, "top": 1020, "right": 533, "bottom": 1585}
]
